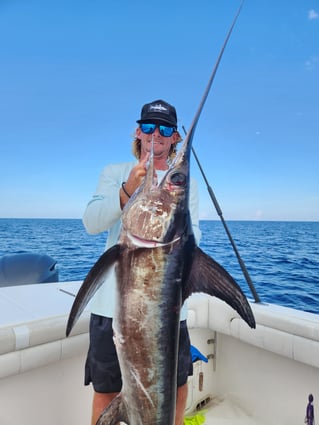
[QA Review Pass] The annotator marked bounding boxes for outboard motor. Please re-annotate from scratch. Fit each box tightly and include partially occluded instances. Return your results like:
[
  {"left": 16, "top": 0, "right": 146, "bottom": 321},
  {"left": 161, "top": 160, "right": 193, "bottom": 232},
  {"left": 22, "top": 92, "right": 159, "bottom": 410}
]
[{"left": 0, "top": 253, "right": 59, "bottom": 287}]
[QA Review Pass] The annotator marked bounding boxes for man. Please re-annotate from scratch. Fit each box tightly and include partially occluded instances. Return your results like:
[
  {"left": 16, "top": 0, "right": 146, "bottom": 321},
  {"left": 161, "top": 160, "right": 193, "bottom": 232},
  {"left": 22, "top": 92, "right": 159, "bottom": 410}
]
[{"left": 83, "top": 99, "right": 201, "bottom": 425}]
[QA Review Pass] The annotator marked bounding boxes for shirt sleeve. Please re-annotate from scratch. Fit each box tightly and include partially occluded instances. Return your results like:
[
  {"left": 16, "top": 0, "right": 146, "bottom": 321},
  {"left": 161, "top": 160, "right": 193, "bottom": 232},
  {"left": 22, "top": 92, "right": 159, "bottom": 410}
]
[{"left": 82, "top": 162, "right": 134, "bottom": 234}]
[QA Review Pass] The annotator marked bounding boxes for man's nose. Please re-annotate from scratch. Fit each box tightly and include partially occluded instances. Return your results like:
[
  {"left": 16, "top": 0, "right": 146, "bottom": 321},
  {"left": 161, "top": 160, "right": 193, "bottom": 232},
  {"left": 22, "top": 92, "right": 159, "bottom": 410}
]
[{"left": 153, "top": 127, "right": 161, "bottom": 136}]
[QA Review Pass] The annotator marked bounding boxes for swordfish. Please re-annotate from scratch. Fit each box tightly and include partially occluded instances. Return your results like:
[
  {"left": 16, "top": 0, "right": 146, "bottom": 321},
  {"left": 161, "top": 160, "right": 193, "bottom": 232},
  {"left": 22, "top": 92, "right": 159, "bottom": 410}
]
[{"left": 66, "top": 128, "right": 256, "bottom": 425}]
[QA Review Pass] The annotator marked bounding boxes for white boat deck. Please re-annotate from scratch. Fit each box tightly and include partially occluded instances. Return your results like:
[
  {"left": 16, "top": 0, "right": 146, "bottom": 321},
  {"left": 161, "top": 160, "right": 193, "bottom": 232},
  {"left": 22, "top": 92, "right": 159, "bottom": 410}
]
[
  {"left": 1, "top": 282, "right": 318, "bottom": 425},
  {"left": 202, "top": 398, "right": 266, "bottom": 425}
]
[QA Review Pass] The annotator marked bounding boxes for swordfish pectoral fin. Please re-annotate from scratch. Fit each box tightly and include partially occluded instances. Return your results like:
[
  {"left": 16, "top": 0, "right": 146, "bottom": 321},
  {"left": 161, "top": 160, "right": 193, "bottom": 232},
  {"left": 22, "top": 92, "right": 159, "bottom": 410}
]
[
  {"left": 97, "top": 394, "right": 129, "bottom": 425},
  {"left": 183, "top": 247, "right": 256, "bottom": 329},
  {"left": 66, "top": 244, "right": 122, "bottom": 336}
]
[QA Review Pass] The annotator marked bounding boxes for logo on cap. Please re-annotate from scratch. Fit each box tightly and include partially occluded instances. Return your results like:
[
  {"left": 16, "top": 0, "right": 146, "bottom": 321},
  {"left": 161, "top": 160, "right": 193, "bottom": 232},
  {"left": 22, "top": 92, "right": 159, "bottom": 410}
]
[{"left": 149, "top": 103, "right": 169, "bottom": 114}]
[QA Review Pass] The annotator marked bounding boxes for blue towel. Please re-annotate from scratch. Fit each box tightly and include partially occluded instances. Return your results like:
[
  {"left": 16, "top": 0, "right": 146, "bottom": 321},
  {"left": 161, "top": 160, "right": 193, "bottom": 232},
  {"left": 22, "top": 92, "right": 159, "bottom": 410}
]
[{"left": 190, "top": 345, "right": 208, "bottom": 363}]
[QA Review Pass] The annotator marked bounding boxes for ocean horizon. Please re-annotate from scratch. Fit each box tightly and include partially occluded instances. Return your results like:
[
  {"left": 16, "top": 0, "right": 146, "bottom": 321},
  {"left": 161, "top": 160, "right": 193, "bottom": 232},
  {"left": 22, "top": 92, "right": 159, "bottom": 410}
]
[{"left": 0, "top": 218, "right": 318, "bottom": 314}]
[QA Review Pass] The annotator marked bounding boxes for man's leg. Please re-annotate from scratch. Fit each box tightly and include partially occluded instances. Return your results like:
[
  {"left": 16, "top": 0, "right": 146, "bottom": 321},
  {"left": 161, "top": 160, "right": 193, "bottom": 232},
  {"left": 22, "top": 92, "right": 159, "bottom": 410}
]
[
  {"left": 175, "top": 383, "right": 188, "bottom": 425},
  {"left": 91, "top": 391, "right": 118, "bottom": 425},
  {"left": 86, "top": 315, "right": 121, "bottom": 424}
]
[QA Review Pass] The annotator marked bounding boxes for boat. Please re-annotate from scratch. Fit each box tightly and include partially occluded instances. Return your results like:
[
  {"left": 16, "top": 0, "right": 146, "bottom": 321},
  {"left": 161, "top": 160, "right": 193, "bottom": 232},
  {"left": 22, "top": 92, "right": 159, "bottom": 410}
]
[{"left": 1, "top": 278, "right": 317, "bottom": 425}]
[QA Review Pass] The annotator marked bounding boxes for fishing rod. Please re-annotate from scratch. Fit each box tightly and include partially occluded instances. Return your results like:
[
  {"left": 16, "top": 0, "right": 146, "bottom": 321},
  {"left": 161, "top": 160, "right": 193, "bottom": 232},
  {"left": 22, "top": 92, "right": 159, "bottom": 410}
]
[
  {"left": 183, "top": 126, "right": 261, "bottom": 303},
  {"left": 183, "top": 0, "right": 261, "bottom": 303}
]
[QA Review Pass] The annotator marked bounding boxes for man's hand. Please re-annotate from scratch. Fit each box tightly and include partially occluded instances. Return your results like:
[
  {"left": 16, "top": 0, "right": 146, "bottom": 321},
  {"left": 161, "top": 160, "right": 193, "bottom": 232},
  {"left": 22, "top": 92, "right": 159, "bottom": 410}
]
[{"left": 120, "top": 154, "right": 150, "bottom": 209}]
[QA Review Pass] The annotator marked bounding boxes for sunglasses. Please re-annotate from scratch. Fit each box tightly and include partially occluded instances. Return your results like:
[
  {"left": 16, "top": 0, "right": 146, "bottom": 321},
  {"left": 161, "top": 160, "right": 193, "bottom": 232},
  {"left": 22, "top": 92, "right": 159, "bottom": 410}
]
[{"left": 140, "top": 123, "right": 176, "bottom": 137}]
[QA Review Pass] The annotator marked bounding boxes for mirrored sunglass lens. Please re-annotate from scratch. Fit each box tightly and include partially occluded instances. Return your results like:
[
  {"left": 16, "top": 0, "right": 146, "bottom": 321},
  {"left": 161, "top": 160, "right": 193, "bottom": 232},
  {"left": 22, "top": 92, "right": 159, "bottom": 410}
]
[
  {"left": 140, "top": 123, "right": 174, "bottom": 136},
  {"left": 140, "top": 123, "right": 156, "bottom": 134},
  {"left": 159, "top": 125, "right": 174, "bottom": 137}
]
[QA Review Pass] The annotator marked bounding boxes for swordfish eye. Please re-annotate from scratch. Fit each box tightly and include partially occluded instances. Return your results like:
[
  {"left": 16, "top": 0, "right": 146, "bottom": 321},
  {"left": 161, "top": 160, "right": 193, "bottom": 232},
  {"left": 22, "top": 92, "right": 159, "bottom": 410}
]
[{"left": 170, "top": 172, "right": 186, "bottom": 187}]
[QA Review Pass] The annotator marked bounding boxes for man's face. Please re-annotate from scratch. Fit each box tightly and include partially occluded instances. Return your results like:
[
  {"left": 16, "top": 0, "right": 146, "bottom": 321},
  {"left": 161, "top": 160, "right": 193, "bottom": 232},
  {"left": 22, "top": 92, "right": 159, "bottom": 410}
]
[{"left": 136, "top": 122, "right": 178, "bottom": 161}]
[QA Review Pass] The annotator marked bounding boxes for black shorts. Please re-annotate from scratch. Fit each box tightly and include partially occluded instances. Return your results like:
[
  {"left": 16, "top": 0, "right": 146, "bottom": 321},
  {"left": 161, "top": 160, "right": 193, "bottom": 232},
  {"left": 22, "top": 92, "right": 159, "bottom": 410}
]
[{"left": 85, "top": 314, "right": 193, "bottom": 393}]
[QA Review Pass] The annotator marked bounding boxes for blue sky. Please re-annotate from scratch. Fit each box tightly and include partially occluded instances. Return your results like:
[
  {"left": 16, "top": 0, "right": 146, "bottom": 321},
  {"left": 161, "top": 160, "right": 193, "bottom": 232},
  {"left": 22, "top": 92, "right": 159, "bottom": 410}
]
[{"left": 0, "top": 0, "right": 318, "bottom": 221}]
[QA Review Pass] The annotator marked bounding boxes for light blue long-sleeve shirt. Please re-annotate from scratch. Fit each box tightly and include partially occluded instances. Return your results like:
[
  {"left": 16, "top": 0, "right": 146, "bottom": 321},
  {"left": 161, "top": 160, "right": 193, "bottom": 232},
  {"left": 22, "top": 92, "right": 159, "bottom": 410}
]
[{"left": 83, "top": 160, "right": 201, "bottom": 320}]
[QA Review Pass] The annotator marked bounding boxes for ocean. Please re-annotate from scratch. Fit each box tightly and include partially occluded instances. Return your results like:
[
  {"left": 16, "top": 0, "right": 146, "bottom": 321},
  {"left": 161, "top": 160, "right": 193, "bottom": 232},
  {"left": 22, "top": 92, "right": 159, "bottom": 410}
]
[{"left": 0, "top": 218, "right": 318, "bottom": 314}]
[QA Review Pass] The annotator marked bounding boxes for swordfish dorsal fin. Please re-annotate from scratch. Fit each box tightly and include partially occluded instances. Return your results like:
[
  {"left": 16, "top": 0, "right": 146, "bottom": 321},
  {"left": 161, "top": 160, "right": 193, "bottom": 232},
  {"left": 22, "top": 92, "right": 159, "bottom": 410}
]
[
  {"left": 97, "top": 394, "right": 129, "bottom": 425},
  {"left": 183, "top": 246, "right": 256, "bottom": 329},
  {"left": 66, "top": 244, "right": 122, "bottom": 336}
]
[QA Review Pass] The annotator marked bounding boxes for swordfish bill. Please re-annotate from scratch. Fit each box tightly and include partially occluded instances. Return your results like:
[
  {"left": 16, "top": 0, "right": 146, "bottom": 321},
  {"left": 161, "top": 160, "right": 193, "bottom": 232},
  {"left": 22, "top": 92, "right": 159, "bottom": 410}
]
[{"left": 66, "top": 14, "right": 255, "bottom": 425}]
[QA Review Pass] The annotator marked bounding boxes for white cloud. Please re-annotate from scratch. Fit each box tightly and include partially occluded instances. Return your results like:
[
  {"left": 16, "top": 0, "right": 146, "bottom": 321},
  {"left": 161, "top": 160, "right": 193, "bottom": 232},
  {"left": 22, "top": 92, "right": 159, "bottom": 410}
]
[{"left": 308, "top": 9, "right": 319, "bottom": 20}]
